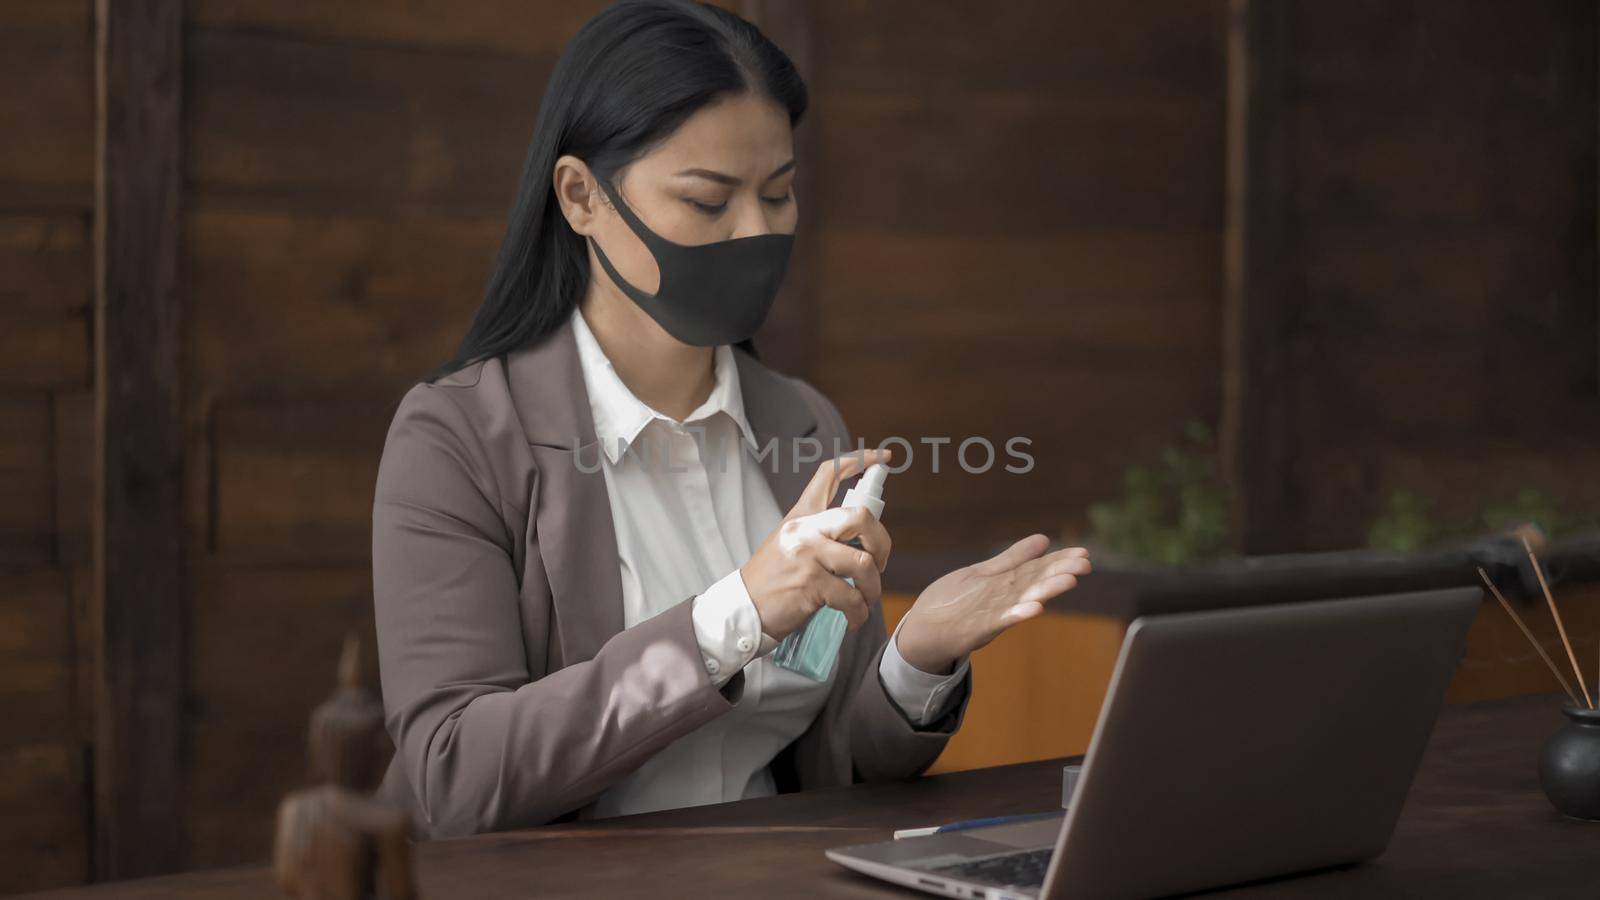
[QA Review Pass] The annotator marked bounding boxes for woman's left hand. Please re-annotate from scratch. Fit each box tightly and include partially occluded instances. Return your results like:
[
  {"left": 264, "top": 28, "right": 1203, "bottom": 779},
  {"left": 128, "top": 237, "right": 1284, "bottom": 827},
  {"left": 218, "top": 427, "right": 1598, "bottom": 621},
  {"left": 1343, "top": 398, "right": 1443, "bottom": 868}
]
[{"left": 893, "top": 534, "right": 1092, "bottom": 674}]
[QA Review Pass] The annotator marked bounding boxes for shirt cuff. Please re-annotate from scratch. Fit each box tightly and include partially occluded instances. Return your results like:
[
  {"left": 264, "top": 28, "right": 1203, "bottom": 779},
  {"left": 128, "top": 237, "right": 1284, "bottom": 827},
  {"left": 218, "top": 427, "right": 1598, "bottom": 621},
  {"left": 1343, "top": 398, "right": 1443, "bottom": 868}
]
[
  {"left": 879, "top": 619, "right": 971, "bottom": 726},
  {"left": 691, "top": 568, "right": 769, "bottom": 688}
]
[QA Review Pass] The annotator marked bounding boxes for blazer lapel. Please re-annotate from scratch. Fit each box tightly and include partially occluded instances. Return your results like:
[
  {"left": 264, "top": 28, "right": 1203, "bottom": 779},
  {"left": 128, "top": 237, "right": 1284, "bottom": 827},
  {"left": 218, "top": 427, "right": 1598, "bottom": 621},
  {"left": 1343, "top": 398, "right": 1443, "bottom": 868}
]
[
  {"left": 506, "top": 314, "right": 624, "bottom": 667},
  {"left": 504, "top": 316, "right": 822, "bottom": 668}
]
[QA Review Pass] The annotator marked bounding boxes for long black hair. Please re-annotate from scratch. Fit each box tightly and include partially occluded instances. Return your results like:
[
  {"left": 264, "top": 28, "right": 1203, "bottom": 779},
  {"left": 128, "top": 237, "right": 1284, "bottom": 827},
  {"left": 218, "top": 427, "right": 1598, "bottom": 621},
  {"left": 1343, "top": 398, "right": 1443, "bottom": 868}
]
[{"left": 426, "top": 0, "right": 808, "bottom": 384}]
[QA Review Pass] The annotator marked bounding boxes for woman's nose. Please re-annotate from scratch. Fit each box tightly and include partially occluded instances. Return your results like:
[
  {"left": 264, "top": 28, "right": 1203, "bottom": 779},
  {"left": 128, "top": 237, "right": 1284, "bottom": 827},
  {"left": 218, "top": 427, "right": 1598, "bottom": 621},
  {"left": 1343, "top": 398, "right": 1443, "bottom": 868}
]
[{"left": 730, "top": 194, "right": 791, "bottom": 240}]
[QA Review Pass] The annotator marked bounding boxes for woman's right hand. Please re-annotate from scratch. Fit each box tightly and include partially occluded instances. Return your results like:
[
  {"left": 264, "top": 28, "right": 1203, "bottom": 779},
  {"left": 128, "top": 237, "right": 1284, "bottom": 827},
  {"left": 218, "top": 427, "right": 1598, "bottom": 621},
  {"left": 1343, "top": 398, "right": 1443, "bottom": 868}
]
[{"left": 741, "top": 448, "right": 895, "bottom": 640}]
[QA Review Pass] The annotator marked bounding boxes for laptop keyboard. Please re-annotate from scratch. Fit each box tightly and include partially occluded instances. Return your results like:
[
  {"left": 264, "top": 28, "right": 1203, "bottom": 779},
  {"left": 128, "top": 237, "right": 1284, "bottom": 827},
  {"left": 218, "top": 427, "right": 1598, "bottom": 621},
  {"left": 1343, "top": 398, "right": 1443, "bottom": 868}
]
[{"left": 927, "top": 847, "right": 1053, "bottom": 888}]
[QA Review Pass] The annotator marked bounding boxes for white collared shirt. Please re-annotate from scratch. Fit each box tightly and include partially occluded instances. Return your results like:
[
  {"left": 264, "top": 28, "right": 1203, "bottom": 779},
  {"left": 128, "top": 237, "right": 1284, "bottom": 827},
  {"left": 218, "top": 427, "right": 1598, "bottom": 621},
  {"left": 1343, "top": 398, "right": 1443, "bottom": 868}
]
[{"left": 568, "top": 307, "right": 968, "bottom": 819}]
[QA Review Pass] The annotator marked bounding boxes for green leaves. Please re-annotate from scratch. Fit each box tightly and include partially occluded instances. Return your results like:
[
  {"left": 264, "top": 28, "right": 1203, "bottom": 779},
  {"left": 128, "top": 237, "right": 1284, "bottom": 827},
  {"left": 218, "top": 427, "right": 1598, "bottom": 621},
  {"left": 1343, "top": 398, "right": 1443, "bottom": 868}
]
[
  {"left": 1368, "top": 485, "right": 1599, "bottom": 553},
  {"left": 1088, "top": 420, "right": 1231, "bottom": 565},
  {"left": 1367, "top": 490, "right": 1435, "bottom": 554}
]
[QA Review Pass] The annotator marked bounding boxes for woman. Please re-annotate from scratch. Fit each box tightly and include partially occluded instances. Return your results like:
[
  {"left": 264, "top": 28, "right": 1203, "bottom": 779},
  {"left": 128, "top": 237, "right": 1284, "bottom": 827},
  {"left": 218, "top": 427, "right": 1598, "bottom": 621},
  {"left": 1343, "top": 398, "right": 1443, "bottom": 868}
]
[{"left": 371, "top": 0, "right": 1092, "bottom": 839}]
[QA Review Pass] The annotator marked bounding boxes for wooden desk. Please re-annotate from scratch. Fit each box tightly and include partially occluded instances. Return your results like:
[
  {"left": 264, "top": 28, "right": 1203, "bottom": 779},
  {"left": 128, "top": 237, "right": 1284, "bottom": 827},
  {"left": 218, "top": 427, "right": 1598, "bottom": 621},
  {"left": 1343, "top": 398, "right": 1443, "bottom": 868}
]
[{"left": 26, "top": 692, "right": 1598, "bottom": 899}]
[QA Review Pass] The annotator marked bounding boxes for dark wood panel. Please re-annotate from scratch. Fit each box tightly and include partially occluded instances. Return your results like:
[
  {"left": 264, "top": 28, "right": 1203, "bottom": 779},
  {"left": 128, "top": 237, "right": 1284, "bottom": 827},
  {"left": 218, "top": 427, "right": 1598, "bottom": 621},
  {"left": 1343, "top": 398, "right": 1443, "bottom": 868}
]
[
  {"left": 814, "top": 0, "right": 1225, "bottom": 99},
  {"left": 0, "top": 309, "right": 90, "bottom": 387},
  {"left": 0, "top": 565, "right": 87, "bottom": 893},
  {"left": 817, "top": 229, "right": 1220, "bottom": 305},
  {"left": 0, "top": 393, "right": 54, "bottom": 564},
  {"left": 1292, "top": 0, "right": 1595, "bottom": 103},
  {"left": 184, "top": 567, "right": 384, "bottom": 867},
  {"left": 1292, "top": 277, "right": 1593, "bottom": 445},
  {"left": 188, "top": 0, "right": 607, "bottom": 56},
  {"left": 187, "top": 0, "right": 742, "bottom": 58},
  {"left": 0, "top": 567, "right": 77, "bottom": 748},
  {"left": 815, "top": 230, "right": 1220, "bottom": 356},
  {"left": 0, "top": 741, "right": 89, "bottom": 895},
  {"left": 0, "top": 4, "right": 96, "bottom": 893},
  {"left": 0, "top": 6, "right": 94, "bottom": 210},
  {"left": 208, "top": 395, "right": 396, "bottom": 562},
  {"left": 184, "top": 561, "right": 386, "bottom": 868},
  {"left": 67, "top": 563, "right": 93, "bottom": 747},
  {"left": 183, "top": 723, "right": 316, "bottom": 869},
  {"left": 0, "top": 213, "right": 91, "bottom": 311},
  {"left": 817, "top": 350, "right": 1218, "bottom": 434},
  {"left": 51, "top": 389, "right": 93, "bottom": 566},
  {"left": 1221, "top": 0, "right": 1295, "bottom": 554},
  {"left": 1288, "top": 3, "right": 1594, "bottom": 228},
  {"left": 815, "top": 93, "right": 1224, "bottom": 235},
  {"left": 184, "top": 209, "right": 499, "bottom": 391},
  {"left": 93, "top": 0, "right": 185, "bottom": 879},
  {"left": 1272, "top": 0, "right": 1599, "bottom": 552},
  {"left": 1297, "top": 226, "right": 1585, "bottom": 339},
  {"left": 1291, "top": 100, "right": 1592, "bottom": 226},
  {"left": 186, "top": 29, "right": 550, "bottom": 216},
  {"left": 186, "top": 563, "right": 378, "bottom": 724},
  {"left": 1290, "top": 340, "right": 1600, "bottom": 454},
  {"left": 807, "top": 2, "right": 1229, "bottom": 556},
  {"left": 1293, "top": 338, "right": 1495, "bottom": 438},
  {"left": 818, "top": 298, "right": 1216, "bottom": 362}
]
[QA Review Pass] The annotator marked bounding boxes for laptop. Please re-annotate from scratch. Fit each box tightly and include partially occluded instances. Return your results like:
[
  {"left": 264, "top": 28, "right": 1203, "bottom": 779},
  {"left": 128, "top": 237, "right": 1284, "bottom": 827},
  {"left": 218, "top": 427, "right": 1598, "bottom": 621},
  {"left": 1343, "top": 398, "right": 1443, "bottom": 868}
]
[{"left": 826, "top": 586, "right": 1481, "bottom": 899}]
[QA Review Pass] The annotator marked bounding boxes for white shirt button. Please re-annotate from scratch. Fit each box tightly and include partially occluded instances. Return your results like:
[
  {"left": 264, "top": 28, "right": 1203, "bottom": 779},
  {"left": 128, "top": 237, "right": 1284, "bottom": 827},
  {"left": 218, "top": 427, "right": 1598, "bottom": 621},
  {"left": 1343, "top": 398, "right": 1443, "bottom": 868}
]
[
  {"left": 736, "top": 636, "right": 753, "bottom": 654},
  {"left": 704, "top": 657, "right": 720, "bottom": 675}
]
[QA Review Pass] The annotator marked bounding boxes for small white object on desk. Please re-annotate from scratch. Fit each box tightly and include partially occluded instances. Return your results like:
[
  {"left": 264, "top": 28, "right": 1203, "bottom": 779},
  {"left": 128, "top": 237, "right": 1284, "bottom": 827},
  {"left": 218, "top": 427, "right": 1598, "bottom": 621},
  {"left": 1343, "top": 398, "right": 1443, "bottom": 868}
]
[{"left": 1063, "top": 763, "right": 1082, "bottom": 809}]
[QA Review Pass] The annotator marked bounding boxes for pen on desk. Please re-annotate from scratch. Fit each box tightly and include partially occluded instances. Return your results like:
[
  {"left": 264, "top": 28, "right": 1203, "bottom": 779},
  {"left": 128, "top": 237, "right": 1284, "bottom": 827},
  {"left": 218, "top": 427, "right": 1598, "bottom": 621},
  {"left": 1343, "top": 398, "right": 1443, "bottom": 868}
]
[{"left": 893, "top": 811, "right": 1062, "bottom": 840}]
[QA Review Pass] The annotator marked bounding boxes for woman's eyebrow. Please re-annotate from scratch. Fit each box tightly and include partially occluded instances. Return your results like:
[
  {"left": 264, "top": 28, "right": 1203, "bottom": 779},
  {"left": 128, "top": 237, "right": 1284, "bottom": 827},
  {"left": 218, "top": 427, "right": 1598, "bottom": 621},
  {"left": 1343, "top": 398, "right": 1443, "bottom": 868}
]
[{"left": 675, "top": 159, "right": 796, "bottom": 186}]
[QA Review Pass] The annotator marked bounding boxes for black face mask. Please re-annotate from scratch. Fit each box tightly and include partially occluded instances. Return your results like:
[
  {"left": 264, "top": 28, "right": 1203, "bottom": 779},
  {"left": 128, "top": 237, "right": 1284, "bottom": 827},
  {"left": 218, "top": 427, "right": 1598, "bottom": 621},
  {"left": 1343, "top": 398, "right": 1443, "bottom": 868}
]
[{"left": 587, "top": 172, "right": 794, "bottom": 347}]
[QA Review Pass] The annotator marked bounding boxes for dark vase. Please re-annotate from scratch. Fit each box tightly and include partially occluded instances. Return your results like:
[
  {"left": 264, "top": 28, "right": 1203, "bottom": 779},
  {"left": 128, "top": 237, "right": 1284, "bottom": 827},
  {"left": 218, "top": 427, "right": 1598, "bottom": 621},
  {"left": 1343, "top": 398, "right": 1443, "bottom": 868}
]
[{"left": 1539, "top": 703, "right": 1600, "bottom": 821}]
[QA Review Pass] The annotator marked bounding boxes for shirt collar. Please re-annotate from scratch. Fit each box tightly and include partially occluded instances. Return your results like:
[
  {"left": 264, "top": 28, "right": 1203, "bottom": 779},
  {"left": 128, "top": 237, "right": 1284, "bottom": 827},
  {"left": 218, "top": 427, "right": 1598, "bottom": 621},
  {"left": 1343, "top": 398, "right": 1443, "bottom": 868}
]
[{"left": 569, "top": 306, "right": 759, "bottom": 465}]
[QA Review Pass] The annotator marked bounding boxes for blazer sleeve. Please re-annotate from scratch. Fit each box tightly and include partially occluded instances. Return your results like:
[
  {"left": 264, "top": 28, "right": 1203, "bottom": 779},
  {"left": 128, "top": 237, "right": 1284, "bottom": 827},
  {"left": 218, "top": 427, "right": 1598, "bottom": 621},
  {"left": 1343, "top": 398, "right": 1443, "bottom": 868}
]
[
  {"left": 372, "top": 382, "right": 743, "bottom": 838},
  {"left": 795, "top": 380, "right": 973, "bottom": 783}
]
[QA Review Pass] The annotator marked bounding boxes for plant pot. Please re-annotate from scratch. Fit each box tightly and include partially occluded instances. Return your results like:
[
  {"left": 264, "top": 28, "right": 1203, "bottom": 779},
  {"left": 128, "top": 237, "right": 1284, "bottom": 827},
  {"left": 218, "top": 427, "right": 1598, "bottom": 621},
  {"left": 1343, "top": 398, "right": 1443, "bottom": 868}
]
[{"left": 1539, "top": 703, "right": 1600, "bottom": 821}]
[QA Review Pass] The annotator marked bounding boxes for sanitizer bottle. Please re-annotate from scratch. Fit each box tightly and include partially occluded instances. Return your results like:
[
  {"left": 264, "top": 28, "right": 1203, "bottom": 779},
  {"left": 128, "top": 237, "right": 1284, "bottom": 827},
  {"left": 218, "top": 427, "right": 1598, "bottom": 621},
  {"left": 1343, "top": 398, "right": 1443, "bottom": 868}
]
[{"left": 771, "top": 462, "right": 890, "bottom": 682}]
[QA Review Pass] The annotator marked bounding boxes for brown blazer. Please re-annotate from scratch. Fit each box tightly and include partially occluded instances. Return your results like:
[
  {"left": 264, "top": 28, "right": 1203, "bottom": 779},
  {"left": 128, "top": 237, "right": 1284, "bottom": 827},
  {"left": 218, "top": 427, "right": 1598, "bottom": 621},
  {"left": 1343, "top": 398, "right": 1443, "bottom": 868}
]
[{"left": 371, "top": 314, "right": 971, "bottom": 839}]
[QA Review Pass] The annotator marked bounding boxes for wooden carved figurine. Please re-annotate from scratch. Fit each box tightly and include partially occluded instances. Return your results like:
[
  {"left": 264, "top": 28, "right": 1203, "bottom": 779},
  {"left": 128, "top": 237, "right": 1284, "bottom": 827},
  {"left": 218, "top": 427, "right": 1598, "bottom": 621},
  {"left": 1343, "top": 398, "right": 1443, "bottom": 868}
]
[{"left": 274, "top": 635, "right": 417, "bottom": 900}]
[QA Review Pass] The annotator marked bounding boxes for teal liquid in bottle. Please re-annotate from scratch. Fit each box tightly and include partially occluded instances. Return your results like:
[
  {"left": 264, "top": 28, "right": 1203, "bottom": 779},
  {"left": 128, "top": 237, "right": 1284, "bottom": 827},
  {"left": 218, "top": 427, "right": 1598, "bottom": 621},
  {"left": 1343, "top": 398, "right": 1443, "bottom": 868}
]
[{"left": 772, "top": 463, "right": 889, "bottom": 682}]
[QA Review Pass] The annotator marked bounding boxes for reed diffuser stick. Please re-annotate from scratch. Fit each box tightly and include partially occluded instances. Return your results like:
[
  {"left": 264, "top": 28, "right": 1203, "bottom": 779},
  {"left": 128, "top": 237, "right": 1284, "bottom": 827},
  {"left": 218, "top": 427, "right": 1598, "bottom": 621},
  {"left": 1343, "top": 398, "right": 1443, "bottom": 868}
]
[
  {"left": 1521, "top": 536, "right": 1595, "bottom": 709},
  {"left": 1477, "top": 568, "right": 1583, "bottom": 708}
]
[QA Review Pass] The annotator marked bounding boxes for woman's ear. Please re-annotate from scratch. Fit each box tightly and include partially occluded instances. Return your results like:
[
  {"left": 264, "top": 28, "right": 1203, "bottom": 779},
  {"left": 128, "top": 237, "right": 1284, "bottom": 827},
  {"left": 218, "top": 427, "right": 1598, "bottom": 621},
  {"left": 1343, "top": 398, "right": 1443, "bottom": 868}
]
[{"left": 552, "top": 154, "right": 605, "bottom": 236}]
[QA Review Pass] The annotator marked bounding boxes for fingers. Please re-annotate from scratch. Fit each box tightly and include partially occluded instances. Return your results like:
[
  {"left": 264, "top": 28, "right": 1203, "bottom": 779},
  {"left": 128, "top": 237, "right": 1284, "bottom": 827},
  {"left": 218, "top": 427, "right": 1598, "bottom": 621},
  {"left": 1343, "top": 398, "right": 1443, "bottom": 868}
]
[
  {"left": 789, "top": 448, "right": 893, "bottom": 519},
  {"left": 813, "top": 541, "right": 882, "bottom": 605},
  {"left": 972, "top": 533, "right": 1050, "bottom": 576},
  {"left": 1006, "top": 546, "right": 1091, "bottom": 609},
  {"left": 1017, "top": 547, "right": 1093, "bottom": 583},
  {"left": 816, "top": 573, "right": 870, "bottom": 630},
  {"left": 987, "top": 572, "right": 1075, "bottom": 643},
  {"left": 1001, "top": 600, "right": 1046, "bottom": 627},
  {"left": 988, "top": 543, "right": 1092, "bottom": 629},
  {"left": 1017, "top": 572, "right": 1078, "bottom": 607},
  {"left": 806, "top": 506, "right": 892, "bottom": 572}
]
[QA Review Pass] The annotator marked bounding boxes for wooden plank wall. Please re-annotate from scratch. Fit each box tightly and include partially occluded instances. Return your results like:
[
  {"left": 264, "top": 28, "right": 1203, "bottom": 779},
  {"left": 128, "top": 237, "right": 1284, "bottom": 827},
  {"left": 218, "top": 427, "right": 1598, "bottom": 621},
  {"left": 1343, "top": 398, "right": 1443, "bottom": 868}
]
[
  {"left": 1276, "top": 1, "right": 1600, "bottom": 550},
  {"left": 94, "top": 0, "right": 186, "bottom": 879},
  {"left": 3, "top": 0, "right": 1596, "bottom": 891},
  {"left": 179, "top": 0, "right": 627, "bottom": 870},
  {"left": 806, "top": 1, "right": 1229, "bottom": 555},
  {"left": 0, "top": 1, "right": 96, "bottom": 894}
]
